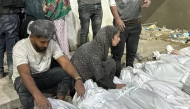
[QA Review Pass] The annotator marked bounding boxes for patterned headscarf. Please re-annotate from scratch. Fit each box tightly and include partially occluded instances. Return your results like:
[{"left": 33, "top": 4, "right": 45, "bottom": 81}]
[{"left": 45, "top": 0, "right": 71, "bottom": 20}]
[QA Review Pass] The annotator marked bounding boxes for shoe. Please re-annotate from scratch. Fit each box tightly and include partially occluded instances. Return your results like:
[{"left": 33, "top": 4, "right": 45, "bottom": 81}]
[
  {"left": 121, "top": 62, "right": 126, "bottom": 69},
  {"left": 0, "top": 74, "right": 3, "bottom": 79},
  {"left": 9, "top": 79, "right": 13, "bottom": 83},
  {"left": 135, "top": 53, "right": 144, "bottom": 61}
]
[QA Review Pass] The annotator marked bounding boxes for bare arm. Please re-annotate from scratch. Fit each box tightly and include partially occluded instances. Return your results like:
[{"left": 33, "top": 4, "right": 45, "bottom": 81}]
[
  {"left": 17, "top": 64, "right": 52, "bottom": 109},
  {"left": 110, "top": 6, "right": 125, "bottom": 32},
  {"left": 56, "top": 55, "right": 85, "bottom": 97}
]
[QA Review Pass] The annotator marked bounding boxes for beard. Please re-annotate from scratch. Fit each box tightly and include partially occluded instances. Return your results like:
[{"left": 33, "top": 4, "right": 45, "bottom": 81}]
[{"left": 33, "top": 42, "right": 47, "bottom": 53}]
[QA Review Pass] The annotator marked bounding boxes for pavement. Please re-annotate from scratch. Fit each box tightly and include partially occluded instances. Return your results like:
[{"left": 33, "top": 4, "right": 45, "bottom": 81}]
[{"left": 0, "top": 39, "right": 190, "bottom": 109}]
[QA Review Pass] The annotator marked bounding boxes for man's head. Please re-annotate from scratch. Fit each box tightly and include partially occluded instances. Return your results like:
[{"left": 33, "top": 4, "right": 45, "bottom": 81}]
[{"left": 29, "top": 20, "right": 56, "bottom": 53}]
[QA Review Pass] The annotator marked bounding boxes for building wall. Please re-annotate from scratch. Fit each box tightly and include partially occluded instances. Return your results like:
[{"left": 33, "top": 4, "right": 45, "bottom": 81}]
[{"left": 142, "top": 0, "right": 190, "bottom": 30}]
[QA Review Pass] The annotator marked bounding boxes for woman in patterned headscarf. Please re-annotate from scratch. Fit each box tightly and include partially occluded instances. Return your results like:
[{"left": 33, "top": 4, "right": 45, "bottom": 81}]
[
  {"left": 71, "top": 26, "right": 126, "bottom": 89},
  {"left": 44, "top": 0, "right": 71, "bottom": 58}
]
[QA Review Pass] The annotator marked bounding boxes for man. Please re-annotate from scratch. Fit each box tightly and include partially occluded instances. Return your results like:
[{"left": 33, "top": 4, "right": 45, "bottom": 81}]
[
  {"left": 0, "top": 0, "right": 20, "bottom": 80},
  {"left": 78, "top": 0, "right": 103, "bottom": 45},
  {"left": 12, "top": 20, "right": 85, "bottom": 109},
  {"left": 109, "top": 0, "right": 151, "bottom": 77}
]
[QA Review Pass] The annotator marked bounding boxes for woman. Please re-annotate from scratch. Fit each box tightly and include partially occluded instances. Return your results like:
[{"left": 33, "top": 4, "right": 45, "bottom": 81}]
[
  {"left": 21, "top": 0, "right": 71, "bottom": 58},
  {"left": 71, "top": 26, "right": 126, "bottom": 89},
  {"left": 45, "top": 0, "right": 71, "bottom": 58}
]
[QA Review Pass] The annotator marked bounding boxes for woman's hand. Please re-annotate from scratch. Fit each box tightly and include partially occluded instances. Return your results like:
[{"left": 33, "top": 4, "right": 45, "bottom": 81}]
[
  {"left": 116, "top": 84, "right": 126, "bottom": 89},
  {"left": 75, "top": 80, "right": 85, "bottom": 97}
]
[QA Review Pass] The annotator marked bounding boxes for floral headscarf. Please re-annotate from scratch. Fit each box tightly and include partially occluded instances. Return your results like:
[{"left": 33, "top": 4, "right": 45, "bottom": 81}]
[{"left": 45, "top": 0, "right": 71, "bottom": 20}]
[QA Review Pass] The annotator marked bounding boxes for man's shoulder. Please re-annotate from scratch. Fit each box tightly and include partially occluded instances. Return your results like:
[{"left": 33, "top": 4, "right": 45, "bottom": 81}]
[
  {"left": 14, "top": 38, "right": 29, "bottom": 51},
  {"left": 49, "top": 39, "right": 58, "bottom": 47}
]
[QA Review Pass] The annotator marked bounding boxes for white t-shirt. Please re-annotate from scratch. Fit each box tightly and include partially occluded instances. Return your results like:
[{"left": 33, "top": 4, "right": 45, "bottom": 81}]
[{"left": 12, "top": 37, "right": 64, "bottom": 82}]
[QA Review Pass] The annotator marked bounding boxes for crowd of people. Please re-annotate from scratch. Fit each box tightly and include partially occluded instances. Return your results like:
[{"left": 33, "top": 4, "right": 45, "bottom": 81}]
[{"left": 0, "top": 0, "right": 151, "bottom": 108}]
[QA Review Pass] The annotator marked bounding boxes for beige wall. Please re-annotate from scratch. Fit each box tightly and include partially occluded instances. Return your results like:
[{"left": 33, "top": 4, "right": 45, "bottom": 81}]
[{"left": 142, "top": 0, "right": 190, "bottom": 30}]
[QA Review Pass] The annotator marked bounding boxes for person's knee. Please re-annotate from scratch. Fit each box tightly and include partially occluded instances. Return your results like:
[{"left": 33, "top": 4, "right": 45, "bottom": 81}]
[
  {"left": 19, "top": 95, "right": 34, "bottom": 109},
  {"left": 14, "top": 77, "right": 28, "bottom": 93},
  {"left": 54, "top": 67, "right": 72, "bottom": 80},
  {"left": 14, "top": 77, "right": 34, "bottom": 108}
]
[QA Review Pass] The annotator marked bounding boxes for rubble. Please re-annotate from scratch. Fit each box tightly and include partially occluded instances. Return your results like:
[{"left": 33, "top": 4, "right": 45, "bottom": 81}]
[{"left": 141, "top": 22, "right": 190, "bottom": 44}]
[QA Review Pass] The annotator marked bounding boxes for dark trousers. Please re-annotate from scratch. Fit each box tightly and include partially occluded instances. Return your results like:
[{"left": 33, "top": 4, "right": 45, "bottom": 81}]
[
  {"left": 0, "top": 14, "right": 19, "bottom": 78},
  {"left": 14, "top": 61, "right": 71, "bottom": 109},
  {"left": 111, "top": 23, "right": 142, "bottom": 77},
  {"left": 78, "top": 4, "right": 103, "bottom": 45}
]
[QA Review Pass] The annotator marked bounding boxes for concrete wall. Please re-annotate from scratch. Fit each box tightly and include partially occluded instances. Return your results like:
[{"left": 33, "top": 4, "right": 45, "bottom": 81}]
[{"left": 142, "top": 0, "right": 190, "bottom": 30}]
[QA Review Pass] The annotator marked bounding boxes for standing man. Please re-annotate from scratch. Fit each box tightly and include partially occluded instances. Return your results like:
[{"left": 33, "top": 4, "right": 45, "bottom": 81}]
[
  {"left": 0, "top": 0, "right": 20, "bottom": 80},
  {"left": 109, "top": 0, "right": 151, "bottom": 77},
  {"left": 78, "top": 0, "right": 103, "bottom": 45},
  {"left": 12, "top": 20, "right": 85, "bottom": 109}
]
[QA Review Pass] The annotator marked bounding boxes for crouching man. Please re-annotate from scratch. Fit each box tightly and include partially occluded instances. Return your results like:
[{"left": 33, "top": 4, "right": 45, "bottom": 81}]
[{"left": 12, "top": 20, "right": 85, "bottom": 109}]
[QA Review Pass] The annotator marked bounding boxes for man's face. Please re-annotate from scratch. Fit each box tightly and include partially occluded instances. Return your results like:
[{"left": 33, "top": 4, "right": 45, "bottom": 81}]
[{"left": 30, "top": 35, "right": 50, "bottom": 53}]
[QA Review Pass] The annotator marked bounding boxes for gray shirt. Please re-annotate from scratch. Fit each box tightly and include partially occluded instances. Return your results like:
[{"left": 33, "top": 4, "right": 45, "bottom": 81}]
[
  {"left": 78, "top": 0, "right": 101, "bottom": 6},
  {"left": 115, "top": 0, "right": 141, "bottom": 21}
]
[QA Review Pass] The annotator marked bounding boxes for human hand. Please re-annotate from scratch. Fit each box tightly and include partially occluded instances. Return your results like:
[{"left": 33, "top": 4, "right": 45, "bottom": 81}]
[
  {"left": 75, "top": 80, "right": 85, "bottom": 97},
  {"left": 43, "top": 2, "right": 47, "bottom": 13},
  {"left": 115, "top": 18, "right": 125, "bottom": 32},
  {"left": 116, "top": 84, "right": 126, "bottom": 89},
  {"left": 142, "top": 0, "right": 151, "bottom": 8},
  {"left": 34, "top": 93, "right": 52, "bottom": 109}
]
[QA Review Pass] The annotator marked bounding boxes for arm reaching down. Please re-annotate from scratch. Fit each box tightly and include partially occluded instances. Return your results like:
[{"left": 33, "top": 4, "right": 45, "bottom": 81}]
[
  {"left": 109, "top": 0, "right": 125, "bottom": 32},
  {"left": 56, "top": 55, "right": 85, "bottom": 97}
]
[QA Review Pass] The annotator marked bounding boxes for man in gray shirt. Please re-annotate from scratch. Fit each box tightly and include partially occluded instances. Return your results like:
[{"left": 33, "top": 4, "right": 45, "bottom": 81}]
[
  {"left": 78, "top": 0, "right": 102, "bottom": 45},
  {"left": 109, "top": 0, "right": 151, "bottom": 77}
]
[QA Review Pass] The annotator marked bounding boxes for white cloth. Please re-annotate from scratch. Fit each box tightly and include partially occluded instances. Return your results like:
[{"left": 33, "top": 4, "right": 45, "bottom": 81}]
[
  {"left": 142, "top": 60, "right": 190, "bottom": 89},
  {"left": 109, "top": 77, "right": 175, "bottom": 109},
  {"left": 27, "top": 21, "right": 34, "bottom": 35},
  {"left": 109, "top": 0, "right": 116, "bottom": 6},
  {"left": 142, "top": 80, "right": 190, "bottom": 109},
  {"left": 72, "top": 79, "right": 127, "bottom": 109},
  {"left": 120, "top": 67, "right": 152, "bottom": 87},
  {"left": 183, "top": 75, "right": 190, "bottom": 95},
  {"left": 12, "top": 38, "right": 63, "bottom": 82},
  {"left": 34, "top": 98, "right": 78, "bottom": 109},
  {"left": 152, "top": 51, "right": 161, "bottom": 59}
]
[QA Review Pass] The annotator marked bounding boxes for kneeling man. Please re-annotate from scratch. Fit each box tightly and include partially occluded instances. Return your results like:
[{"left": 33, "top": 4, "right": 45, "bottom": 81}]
[{"left": 12, "top": 20, "right": 85, "bottom": 109}]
